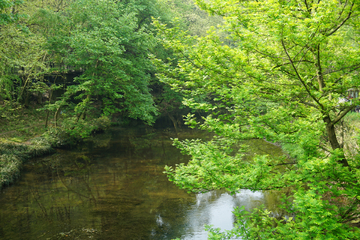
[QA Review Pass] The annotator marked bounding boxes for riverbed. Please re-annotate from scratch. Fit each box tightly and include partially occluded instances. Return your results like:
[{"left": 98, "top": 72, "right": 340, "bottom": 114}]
[{"left": 0, "top": 127, "right": 284, "bottom": 239}]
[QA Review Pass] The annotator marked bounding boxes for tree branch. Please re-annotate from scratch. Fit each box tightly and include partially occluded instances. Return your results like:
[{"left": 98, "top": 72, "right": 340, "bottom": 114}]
[
  {"left": 315, "top": 44, "right": 325, "bottom": 91},
  {"left": 326, "top": 2, "right": 355, "bottom": 36},
  {"left": 337, "top": 0, "right": 349, "bottom": 21},
  {"left": 273, "top": 60, "right": 314, "bottom": 69},
  {"left": 324, "top": 63, "right": 360, "bottom": 75},
  {"left": 332, "top": 105, "right": 354, "bottom": 125},
  {"left": 281, "top": 39, "right": 324, "bottom": 110}
]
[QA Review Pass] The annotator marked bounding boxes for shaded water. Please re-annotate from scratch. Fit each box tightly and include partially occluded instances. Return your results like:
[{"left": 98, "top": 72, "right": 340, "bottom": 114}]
[{"left": 0, "top": 128, "right": 284, "bottom": 240}]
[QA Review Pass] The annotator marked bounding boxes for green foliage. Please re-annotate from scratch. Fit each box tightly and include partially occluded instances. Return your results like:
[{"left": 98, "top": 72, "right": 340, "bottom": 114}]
[
  {"left": 0, "top": 23, "right": 48, "bottom": 104},
  {"left": 0, "top": 0, "right": 23, "bottom": 25},
  {"left": 0, "top": 0, "right": 50, "bottom": 107},
  {"left": 1, "top": 0, "right": 216, "bottom": 134},
  {"left": 161, "top": 0, "right": 223, "bottom": 36},
  {"left": 155, "top": 0, "right": 360, "bottom": 238},
  {"left": 40, "top": 0, "right": 162, "bottom": 124},
  {"left": 62, "top": 116, "right": 111, "bottom": 139}
]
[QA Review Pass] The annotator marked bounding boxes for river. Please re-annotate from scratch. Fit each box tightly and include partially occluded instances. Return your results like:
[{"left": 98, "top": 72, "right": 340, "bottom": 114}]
[{"left": 0, "top": 127, "right": 284, "bottom": 239}]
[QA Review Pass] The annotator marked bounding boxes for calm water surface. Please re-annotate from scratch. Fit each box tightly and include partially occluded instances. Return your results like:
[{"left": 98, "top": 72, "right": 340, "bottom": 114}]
[{"left": 0, "top": 128, "right": 284, "bottom": 240}]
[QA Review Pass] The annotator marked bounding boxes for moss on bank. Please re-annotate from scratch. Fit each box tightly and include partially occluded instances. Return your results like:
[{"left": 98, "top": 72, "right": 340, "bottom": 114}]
[
  {"left": 0, "top": 116, "right": 111, "bottom": 190},
  {"left": 0, "top": 140, "right": 54, "bottom": 189}
]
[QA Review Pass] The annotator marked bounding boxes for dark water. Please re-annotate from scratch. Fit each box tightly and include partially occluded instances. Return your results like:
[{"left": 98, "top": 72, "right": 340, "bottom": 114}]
[{"left": 0, "top": 128, "right": 284, "bottom": 240}]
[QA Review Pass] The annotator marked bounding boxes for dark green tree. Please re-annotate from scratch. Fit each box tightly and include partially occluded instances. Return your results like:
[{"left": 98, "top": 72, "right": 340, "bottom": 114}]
[{"left": 40, "top": 0, "right": 162, "bottom": 132}]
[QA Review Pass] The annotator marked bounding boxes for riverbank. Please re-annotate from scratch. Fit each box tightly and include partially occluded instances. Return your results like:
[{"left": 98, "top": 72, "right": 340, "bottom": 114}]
[
  {"left": 0, "top": 139, "right": 54, "bottom": 189},
  {"left": 2, "top": 107, "right": 360, "bottom": 192},
  {"left": 0, "top": 106, "right": 111, "bottom": 190}
]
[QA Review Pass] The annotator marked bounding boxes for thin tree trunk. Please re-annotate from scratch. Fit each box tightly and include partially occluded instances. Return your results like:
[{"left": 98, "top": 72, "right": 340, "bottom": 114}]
[
  {"left": 54, "top": 106, "right": 61, "bottom": 128},
  {"left": 45, "top": 81, "right": 55, "bottom": 128},
  {"left": 324, "top": 116, "right": 350, "bottom": 167}
]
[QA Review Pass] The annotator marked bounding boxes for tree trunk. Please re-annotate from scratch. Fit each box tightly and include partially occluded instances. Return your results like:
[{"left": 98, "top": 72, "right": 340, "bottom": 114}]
[
  {"left": 54, "top": 106, "right": 61, "bottom": 128},
  {"left": 45, "top": 88, "right": 53, "bottom": 128},
  {"left": 324, "top": 116, "right": 350, "bottom": 167}
]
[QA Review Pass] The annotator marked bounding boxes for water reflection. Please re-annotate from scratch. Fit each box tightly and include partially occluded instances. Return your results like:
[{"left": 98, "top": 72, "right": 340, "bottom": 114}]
[
  {"left": 0, "top": 128, "right": 284, "bottom": 240},
  {"left": 179, "top": 190, "right": 282, "bottom": 240}
]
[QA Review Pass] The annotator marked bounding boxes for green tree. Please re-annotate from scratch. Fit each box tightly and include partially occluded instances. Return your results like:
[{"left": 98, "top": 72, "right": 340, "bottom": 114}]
[
  {"left": 0, "top": 25, "right": 48, "bottom": 105},
  {"left": 150, "top": 0, "right": 224, "bottom": 132},
  {"left": 40, "top": 0, "right": 161, "bottom": 131},
  {"left": 0, "top": 0, "right": 50, "bottom": 111},
  {"left": 154, "top": 0, "right": 360, "bottom": 238}
]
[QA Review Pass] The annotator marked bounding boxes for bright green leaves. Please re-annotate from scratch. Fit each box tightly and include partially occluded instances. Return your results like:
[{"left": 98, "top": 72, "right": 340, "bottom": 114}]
[
  {"left": 165, "top": 137, "right": 243, "bottom": 192},
  {"left": 289, "top": 187, "right": 359, "bottom": 239},
  {"left": 220, "top": 187, "right": 360, "bottom": 239},
  {"left": 155, "top": 0, "right": 360, "bottom": 238},
  {"left": 165, "top": 137, "right": 292, "bottom": 193},
  {"left": 204, "top": 155, "right": 360, "bottom": 239}
]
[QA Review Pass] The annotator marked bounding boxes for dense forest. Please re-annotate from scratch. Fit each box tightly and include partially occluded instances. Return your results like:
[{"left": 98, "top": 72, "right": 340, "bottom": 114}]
[
  {"left": 2, "top": 0, "right": 360, "bottom": 239},
  {"left": 0, "top": 0, "right": 221, "bottom": 137}
]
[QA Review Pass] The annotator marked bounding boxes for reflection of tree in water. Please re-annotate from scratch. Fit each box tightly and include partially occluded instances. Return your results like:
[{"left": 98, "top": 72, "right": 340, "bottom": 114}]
[
  {"left": 0, "top": 152, "right": 102, "bottom": 239},
  {"left": 0, "top": 128, "right": 285, "bottom": 239},
  {"left": 0, "top": 128, "right": 199, "bottom": 239},
  {"left": 84, "top": 129, "right": 195, "bottom": 239}
]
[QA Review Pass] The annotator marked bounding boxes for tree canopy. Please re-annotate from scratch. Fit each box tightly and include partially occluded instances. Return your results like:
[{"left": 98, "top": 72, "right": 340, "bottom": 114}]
[
  {"left": 0, "top": 0, "right": 23, "bottom": 24},
  {"left": 154, "top": 0, "right": 360, "bottom": 238},
  {"left": 0, "top": 0, "right": 223, "bottom": 135}
]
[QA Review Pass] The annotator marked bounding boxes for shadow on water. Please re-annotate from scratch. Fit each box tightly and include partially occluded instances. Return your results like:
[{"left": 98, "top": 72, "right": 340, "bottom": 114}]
[{"left": 0, "top": 127, "right": 285, "bottom": 240}]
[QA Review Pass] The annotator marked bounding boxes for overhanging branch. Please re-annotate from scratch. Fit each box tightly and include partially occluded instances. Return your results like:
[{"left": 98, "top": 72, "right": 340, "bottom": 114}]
[{"left": 281, "top": 39, "right": 324, "bottom": 110}]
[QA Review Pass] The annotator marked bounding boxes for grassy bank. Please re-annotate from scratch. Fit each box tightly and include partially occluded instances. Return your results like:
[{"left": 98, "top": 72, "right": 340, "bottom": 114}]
[
  {"left": 0, "top": 106, "right": 111, "bottom": 190},
  {"left": 0, "top": 140, "right": 54, "bottom": 189}
]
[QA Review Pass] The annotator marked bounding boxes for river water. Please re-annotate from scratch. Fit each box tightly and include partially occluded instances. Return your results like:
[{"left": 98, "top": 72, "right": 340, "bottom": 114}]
[{"left": 0, "top": 127, "right": 284, "bottom": 240}]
